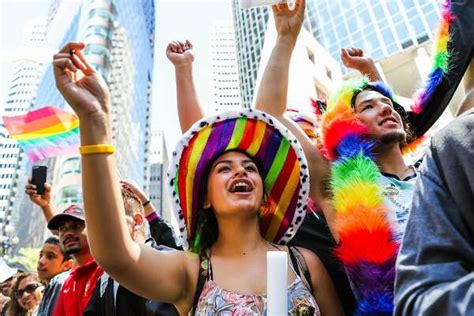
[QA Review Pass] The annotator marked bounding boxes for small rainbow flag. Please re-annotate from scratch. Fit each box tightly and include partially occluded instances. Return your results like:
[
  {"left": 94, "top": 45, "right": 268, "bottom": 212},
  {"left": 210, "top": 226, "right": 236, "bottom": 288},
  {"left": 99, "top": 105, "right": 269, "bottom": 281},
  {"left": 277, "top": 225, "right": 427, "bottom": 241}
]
[{"left": 2, "top": 106, "right": 80, "bottom": 162}]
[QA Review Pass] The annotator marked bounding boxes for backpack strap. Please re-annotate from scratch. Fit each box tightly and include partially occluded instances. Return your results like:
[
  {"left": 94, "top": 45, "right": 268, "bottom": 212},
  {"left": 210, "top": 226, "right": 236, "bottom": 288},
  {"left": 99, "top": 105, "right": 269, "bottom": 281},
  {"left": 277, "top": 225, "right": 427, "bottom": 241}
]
[
  {"left": 289, "top": 246, "right": 314, "bottom": 293},
  {"left": 191, "top": 253, "right": 209, "bottom": 315},
  {"left": 288, "top": 246, "right": 302, "bottom": 276}
]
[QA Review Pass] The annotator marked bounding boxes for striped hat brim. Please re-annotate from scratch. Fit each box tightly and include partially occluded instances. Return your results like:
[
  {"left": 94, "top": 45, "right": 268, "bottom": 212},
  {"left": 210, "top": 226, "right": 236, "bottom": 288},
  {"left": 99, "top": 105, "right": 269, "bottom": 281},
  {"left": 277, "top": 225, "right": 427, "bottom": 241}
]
[{"left": 168, "top": 109, "right": 309, "bottom": 251}]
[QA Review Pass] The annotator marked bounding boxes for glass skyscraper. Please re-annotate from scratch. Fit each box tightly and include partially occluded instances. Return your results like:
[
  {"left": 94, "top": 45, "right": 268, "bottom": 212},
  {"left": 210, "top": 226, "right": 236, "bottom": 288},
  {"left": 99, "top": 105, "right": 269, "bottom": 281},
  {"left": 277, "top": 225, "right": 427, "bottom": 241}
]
[
  {"left": 232, "top": 0, "right": 269, "bottom": 108},
  {"left": 209, "top": 20, "right": 241, "bottom": 112},
  {"left": 231, "top": 0, "right": 442, "bottom": 105},
  {"left": 306, "top": 0, "right": 441, "bottom": 63},
  {"left": 6, "top": 0, "right": 156, "bottom": 251},
  {"left": 0, "top": 15, "right": 51, "bottom": 246}
]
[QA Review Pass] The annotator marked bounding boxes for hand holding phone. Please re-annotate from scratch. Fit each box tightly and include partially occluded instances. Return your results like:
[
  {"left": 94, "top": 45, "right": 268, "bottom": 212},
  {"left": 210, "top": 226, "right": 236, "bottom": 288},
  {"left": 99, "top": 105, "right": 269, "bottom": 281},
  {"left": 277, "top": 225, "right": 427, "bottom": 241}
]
[{"left": 31, "top": 166, "right": 47, "bottom": 195}]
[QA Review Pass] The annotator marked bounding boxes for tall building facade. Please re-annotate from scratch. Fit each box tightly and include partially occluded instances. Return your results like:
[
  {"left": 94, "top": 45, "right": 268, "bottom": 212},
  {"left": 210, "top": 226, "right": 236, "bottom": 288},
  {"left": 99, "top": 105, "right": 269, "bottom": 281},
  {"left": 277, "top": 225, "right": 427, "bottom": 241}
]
[
  {"left": 81, "top": 0, "right": 155, "bottom": 183},
  {"left": 7, "top": 6, "right": 83, "bottom": 251},
  {"left": 232, "top": 0, "right": 442, "bottom": 104},
  {"left": 209, "top": 20, "right": 241, "bottom": 113},
  {"left": 4, "top": 0, "right": 156, "bottom": 251},
  {"left": 0, "top": 17, "right": 49, "bottom": 245},
  {"left": 231, "top": 1, "right": 269, "bottom": 108},
  {"left": 306, "top": 0, "right": 441, "bottom": 64},
  {"left": 146, "top": 130, "right": 172, "bottom": 222},
  {"left": 255, "top": 16, "right": 342, "bottom": 111}
]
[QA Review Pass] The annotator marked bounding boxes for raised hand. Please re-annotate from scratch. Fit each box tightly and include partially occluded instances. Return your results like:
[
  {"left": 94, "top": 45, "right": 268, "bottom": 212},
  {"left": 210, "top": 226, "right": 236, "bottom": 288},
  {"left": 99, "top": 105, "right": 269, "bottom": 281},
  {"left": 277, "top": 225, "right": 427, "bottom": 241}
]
[
  {"left": 166, "top": 40, "right": 194, "bottom": 67},
  {"left": 341, "top": 47, "right": 373, "bottom": 71},
  {"left": 25, "top": 180, "right": 57, "bottom": 222},
  {"left": 53, "top": 42, "right": 111, "bottom": 119},
  {"left": 120, "top": 180, "right": 148, "bottom": 205},
  {"left": 25, "top": 180, "right": 52, "bottom": 208},
  {"left": 341, "top": 47, "right": 383, "bottom": 82},
  {"left": 167, "top": 39, "right": 205, "bottom": 132},
  {"left": 272, "top": 0, "right": 306, "bottom": 40}
]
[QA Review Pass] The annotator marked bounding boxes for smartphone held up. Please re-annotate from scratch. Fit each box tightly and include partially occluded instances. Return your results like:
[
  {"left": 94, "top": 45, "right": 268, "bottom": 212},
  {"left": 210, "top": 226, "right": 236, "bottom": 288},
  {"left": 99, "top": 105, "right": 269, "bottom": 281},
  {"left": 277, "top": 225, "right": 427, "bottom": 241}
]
[{"left": 31, "top": 166, "right": 47, "bottom": 195}]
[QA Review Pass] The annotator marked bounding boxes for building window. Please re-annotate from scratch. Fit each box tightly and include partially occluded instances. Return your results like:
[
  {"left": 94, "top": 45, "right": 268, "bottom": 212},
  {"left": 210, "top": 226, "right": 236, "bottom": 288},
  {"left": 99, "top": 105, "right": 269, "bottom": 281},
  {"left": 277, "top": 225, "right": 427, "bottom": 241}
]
[
  {"left": 416, "top": 34, "right": 429, "bottom": 44},
  {"left": 61, "top": 157, "right": 81, "bottom": 176},
  {"left": 57, "top": 185, "right": 82, "bottom": 205}
]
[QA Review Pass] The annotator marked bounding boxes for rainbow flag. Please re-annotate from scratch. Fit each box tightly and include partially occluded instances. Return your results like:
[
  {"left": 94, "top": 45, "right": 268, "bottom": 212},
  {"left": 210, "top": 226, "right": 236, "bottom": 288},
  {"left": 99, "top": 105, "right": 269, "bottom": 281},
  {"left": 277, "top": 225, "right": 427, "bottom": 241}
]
[{"left": 2, "top": 106, "right": 80, "bottom": 162}]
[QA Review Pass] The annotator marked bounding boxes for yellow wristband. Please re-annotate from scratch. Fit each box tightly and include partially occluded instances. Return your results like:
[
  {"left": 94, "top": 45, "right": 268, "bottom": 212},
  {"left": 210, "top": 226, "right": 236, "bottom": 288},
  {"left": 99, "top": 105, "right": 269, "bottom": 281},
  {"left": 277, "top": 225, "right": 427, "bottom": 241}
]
[{"left": 79, "top": 144, "right": 115, "bottom": 155}]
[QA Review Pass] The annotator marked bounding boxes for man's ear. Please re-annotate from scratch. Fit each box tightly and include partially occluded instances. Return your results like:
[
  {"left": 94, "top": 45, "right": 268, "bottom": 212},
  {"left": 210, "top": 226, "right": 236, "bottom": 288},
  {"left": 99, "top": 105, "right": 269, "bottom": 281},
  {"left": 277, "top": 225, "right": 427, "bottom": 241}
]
[{"left": 62, "top": 259, "right": 74, "bottom": 272}]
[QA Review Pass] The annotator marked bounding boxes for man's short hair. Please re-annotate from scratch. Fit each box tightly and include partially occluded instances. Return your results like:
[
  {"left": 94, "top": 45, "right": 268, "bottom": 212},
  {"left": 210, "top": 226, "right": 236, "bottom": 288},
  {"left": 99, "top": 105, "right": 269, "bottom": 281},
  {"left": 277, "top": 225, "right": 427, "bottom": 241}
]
[{"left": 44, "top": 236, "right": 72, "bottom": 261}]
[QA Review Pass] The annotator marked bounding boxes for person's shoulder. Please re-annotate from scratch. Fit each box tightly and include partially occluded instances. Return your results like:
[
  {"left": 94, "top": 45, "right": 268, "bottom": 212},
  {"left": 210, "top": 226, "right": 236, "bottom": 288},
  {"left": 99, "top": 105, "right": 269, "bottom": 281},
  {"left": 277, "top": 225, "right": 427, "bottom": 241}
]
[
  {"left": 432, "top": 109, "right": 474, "bottom": 147},
  {"left": 50, "top": 271, "right": 71, "bottom": 285},
  {"left": 294, "top": 246, "right": 324, "bottom": 270}
]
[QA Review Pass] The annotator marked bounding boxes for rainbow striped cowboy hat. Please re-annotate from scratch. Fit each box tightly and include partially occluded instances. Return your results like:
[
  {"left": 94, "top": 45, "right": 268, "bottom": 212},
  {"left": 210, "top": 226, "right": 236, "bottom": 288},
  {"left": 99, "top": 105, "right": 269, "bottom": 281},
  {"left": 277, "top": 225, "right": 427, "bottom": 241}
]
[{"left": 168, "top": 109, "right": 310, "bottom": 250}]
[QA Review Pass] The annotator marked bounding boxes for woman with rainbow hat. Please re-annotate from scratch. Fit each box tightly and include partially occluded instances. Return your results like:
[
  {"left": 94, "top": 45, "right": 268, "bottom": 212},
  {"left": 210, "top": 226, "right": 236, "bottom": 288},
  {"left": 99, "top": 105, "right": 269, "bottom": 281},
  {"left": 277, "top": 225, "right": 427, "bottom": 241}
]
[{"left": 50, "top": 23, "right": 342, "bottom": 316}]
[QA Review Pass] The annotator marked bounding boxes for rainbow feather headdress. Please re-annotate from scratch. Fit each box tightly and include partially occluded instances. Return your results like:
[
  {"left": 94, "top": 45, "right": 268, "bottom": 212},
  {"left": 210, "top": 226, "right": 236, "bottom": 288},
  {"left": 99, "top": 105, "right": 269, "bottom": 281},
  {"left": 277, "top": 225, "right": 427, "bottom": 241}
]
[
  {"left": 168, "top": 109, "right": 309, "bottom": 251},
  {"left": 321, "top": 78, "right": 400, "bottom": 314}
]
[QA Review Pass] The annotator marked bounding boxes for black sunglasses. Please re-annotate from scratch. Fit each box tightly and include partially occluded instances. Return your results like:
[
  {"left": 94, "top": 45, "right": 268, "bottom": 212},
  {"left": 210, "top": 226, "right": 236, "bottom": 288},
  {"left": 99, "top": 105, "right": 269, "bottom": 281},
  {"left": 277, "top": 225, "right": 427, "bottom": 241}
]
[{"left": 15, "top": 283, "right": 41, "bottom": 299}]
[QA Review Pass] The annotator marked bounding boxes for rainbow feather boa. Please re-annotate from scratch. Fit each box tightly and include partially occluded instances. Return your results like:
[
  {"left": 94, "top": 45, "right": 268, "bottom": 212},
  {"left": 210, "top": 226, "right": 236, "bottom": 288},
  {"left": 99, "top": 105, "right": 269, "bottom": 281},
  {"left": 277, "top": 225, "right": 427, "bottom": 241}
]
[
  {"left": 321, "top": 78, "right": 399, "bottom": 315},
  {"left": 319, "top": 4, "right": 455, "bottom": 312},
  {"left": 412, "top": 0, "right": 454, "bottom": 114}
]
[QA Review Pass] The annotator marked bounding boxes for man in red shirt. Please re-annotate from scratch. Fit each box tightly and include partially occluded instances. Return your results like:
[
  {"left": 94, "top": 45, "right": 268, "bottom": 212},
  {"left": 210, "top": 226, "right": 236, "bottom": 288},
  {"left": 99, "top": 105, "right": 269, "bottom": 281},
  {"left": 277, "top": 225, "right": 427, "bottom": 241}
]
[{"left": 47, "top": 205, "right": 103, "bottom": 316}]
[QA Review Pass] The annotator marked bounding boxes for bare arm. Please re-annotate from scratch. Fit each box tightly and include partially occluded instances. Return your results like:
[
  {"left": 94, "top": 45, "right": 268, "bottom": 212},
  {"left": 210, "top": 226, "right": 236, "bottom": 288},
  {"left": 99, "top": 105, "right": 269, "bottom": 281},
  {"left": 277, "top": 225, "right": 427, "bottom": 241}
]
[
  {"left": 53, "top": 42, "right": 196, "bottom": 311},
  {"left": 254, "top": 0, "right": 331, "bottom": 209},
  {"left": 25, "top": 181, "right": 57, "bottom": 222},
  {"left": 255, "top": 0, "right": 303, "bottom": 118},
  {"left": 166, "top": 40, "right": 205, "bottom": 132},
  {"left": 299, "top": 247, "right": 344, "bottom": 316},
  {"left": 120, "top": 180, "right": 181, "bottom": 249},
  {"left": 341, "top": 47, "right": 384, "bottom": 82}
]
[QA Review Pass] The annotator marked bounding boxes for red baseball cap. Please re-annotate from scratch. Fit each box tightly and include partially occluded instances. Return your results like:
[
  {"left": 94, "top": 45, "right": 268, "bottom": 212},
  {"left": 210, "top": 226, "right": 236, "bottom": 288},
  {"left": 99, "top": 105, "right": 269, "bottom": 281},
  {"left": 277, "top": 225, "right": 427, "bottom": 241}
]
[{"left": 47, "top": 205, "right": 85, "bottom": 230}]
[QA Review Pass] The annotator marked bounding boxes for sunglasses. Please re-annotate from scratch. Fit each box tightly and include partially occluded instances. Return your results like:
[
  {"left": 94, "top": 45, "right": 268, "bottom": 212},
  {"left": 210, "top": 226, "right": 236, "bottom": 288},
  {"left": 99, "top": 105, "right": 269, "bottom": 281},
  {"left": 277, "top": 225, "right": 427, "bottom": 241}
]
[{"left": 15, "top": 283, "right": 41, "bottom": 299}]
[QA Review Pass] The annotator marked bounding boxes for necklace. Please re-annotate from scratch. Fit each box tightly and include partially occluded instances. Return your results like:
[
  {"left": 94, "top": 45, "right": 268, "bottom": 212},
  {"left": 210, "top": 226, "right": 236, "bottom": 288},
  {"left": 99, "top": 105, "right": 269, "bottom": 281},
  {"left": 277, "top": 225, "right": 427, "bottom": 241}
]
[{"left": 382, "top": 183, "right": 410, "bottom": 213}]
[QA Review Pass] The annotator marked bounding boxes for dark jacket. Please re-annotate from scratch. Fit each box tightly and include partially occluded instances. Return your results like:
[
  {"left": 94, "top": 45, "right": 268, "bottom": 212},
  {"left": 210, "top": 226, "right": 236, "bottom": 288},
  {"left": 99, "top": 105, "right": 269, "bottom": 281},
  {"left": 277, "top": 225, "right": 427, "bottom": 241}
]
[
  {"left": 83, "top": 215, "right": 181, "bottom": 316},
  {"left": 395, "top": 110, "right": 474, "bottom": 315},
  {"left": 36, "top": 271, "right": 70, "bottom": 316}
]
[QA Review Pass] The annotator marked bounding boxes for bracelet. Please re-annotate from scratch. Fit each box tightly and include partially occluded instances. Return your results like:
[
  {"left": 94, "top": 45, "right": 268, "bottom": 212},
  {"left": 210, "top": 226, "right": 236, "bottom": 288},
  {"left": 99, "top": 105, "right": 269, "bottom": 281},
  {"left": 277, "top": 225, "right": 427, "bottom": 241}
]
[
  {"left": 146, "top": 211, "right": 159, "bottom": 222},
  {"left": 79, "top": 144, "right": 115, "bottom": 155},
  {"left": 142, "top": 200, "right": 151, "bottom": 207}
]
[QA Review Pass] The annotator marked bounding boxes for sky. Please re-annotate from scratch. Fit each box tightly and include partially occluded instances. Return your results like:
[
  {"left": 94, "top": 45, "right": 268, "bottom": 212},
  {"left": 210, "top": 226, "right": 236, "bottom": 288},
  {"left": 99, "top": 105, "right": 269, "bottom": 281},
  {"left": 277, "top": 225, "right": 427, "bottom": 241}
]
[
  {"left": 0, "top": 1, "right": 50, "bottom": 112},
  {"left": 0, "top": 0, "right": 233, "bottom": 156}
]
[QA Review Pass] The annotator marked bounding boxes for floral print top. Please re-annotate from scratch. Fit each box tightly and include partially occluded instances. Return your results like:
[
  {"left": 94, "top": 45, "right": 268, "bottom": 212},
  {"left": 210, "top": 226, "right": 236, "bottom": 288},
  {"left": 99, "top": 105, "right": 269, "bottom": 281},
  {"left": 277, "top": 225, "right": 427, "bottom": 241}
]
[{"left": 192, "top": 248, "right": 320, "bottom": 315}]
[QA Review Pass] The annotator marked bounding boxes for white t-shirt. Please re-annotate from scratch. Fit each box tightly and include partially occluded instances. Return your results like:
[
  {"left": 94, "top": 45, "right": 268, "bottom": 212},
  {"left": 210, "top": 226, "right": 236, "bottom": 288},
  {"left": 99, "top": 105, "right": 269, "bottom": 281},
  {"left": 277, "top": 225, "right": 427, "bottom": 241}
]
[{"left": 379, "top": 171, "right": 418, "bottom": 243}]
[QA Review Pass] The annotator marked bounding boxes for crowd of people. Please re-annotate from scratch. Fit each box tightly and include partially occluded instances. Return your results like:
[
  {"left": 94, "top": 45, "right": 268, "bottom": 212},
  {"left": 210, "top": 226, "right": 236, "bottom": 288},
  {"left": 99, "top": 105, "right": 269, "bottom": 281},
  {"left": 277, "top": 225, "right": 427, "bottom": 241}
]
[{"left": 0, "top": 0, "right": 472, "bottom": 315}]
